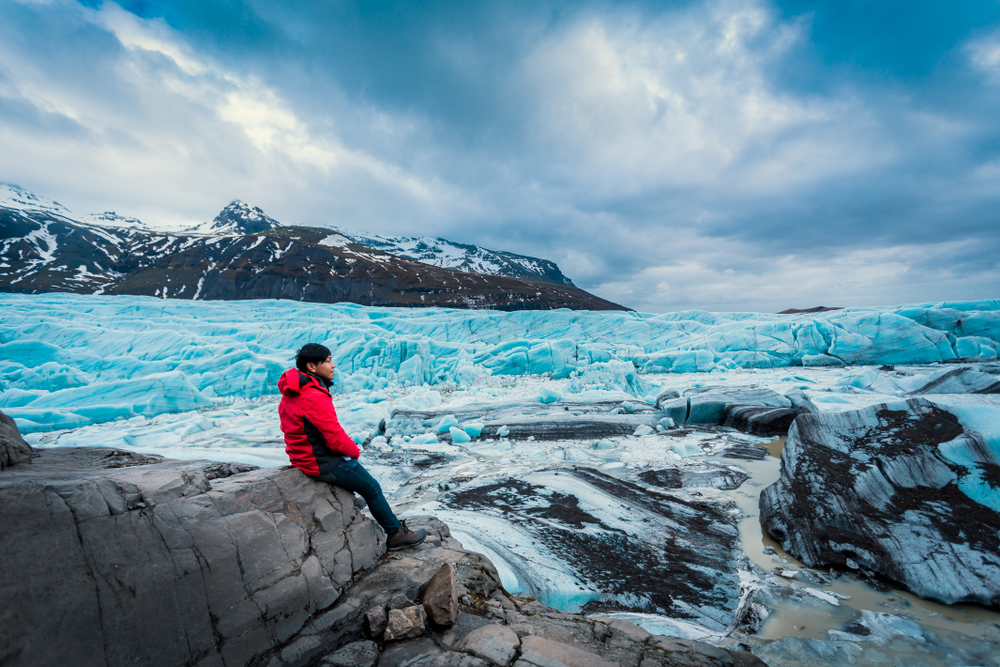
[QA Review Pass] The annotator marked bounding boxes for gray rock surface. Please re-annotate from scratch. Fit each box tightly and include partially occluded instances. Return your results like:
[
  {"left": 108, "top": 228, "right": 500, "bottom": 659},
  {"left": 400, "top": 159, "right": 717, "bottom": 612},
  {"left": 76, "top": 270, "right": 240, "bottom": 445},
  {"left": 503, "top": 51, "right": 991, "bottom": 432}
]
[
  {"left": 319, "top": 640, "right": 379, "bottom": 667},
  {"left": 420, "top": 562, "right": 459, "bottom": 627},
  {"left": 455, "top": 624, "right": 520, "bottom": 666},
  {"left": 0, "top": 446, "right": 383, "bottom": 667},
  {"left": 389, "top": 593, "right": 418, "bottom": 610},
  {"left": 385, "top": 605, "right": 428, "bottom": 641},
  {"left": 515, "top": 635, "right": 618, "bottom": 667},
  {"left": 364, "top": 606, "right": 388, "bottom": 637},
  {"left": 0, "top": 409, "right": 32, "bottom": 469},
  {"left": 760, "top": 398, "right": 1000, "bottom": 607},
  {"left": 2, "top": 439, "right": 767, "bottom": 667}
]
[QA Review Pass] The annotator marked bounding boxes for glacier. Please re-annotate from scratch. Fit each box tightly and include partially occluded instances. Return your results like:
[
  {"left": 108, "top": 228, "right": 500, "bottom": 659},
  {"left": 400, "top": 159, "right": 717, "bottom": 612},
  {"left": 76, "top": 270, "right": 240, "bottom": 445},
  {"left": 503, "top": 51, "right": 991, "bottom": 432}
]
[
  {"left": 6, "top": 292, "right": 1000, "bottom": 664},
  {"left": 1, "top": 293, "right": 998, "bottom": 434}
]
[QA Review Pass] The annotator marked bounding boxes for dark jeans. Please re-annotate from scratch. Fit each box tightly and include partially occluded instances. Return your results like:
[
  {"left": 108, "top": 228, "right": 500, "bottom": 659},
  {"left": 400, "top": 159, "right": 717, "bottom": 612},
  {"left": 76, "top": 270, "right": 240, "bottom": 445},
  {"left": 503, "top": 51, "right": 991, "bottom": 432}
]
[{"left": 317, "top": 458, "right": 401, "bottom": 534}]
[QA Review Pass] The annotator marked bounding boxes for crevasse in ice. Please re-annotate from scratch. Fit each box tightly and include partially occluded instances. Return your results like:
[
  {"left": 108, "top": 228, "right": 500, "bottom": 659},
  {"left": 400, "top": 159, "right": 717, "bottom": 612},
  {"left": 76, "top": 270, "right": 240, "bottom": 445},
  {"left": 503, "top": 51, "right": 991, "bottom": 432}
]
[{"left": 1, "top": 294, "right": 998, "bottom": 433}]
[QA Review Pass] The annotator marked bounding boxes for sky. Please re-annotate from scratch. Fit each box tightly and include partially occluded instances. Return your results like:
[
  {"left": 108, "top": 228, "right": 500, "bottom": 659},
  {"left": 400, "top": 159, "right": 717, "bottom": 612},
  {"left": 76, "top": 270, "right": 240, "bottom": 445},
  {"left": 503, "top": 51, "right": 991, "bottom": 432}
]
[{"left": 1, "top": 0, "right": 998, "bottom": 313}]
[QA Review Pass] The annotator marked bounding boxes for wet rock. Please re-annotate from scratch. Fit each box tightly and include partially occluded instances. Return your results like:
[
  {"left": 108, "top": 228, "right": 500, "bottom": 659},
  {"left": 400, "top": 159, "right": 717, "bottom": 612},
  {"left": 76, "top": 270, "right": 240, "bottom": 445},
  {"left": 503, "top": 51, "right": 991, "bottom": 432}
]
[
  {"left": 455, "top": 624, "right": 520, "bottom": 666},
  {"left": 420, "top": 563, "right": 459, "bottom": 626},
  {"left": 0, "top": 410, "right": 32, "bottom": 470},
  {"left": 384, "top": 605, "right": 428, "bottom": 642},
  {"left": 639, "top": 463, "right": 749, "bottom": 490},
  {"left": 364, "top": 606, "right": 387, "bottom": 638},
  {"left": 760, "top": 398, "right": 1000, "bottom": 607},
  {"left": 319, "top": 640, "right": 379, "bottom": 667},
  {"left": 515, "top": 636, "right": 617, "bottom": 667},
  {"left": 723, "top": 405, "right": 804, "bottom": 437},
  {"left": 0, "top": 446, "right": 381, "bottom": 667}
]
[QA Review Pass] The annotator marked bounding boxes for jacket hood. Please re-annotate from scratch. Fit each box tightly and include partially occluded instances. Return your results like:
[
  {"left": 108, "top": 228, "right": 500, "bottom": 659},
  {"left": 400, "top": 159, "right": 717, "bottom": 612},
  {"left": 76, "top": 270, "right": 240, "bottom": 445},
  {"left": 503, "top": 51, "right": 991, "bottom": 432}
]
[
  {"left": 279, "top": 368, "right": 334, "bottom": 396},
  {"left": 279, "top": 368, "right": 314, "bottom": 396}
]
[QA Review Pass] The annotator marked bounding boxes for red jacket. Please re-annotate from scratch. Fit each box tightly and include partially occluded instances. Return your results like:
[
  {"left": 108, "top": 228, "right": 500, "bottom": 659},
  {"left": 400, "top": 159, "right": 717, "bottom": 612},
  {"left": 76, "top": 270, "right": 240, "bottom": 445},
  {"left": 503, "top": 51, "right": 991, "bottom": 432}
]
[{"left": 278, "top": 368, "right": 360, "bottom": 476}]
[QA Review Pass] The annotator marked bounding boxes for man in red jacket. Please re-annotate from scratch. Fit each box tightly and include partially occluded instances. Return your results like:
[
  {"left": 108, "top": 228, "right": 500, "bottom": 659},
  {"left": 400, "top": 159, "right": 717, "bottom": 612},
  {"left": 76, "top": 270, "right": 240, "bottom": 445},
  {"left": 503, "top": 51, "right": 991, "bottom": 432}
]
[{"left": 279, "top": 343, "right": 426, "bottom": 550}]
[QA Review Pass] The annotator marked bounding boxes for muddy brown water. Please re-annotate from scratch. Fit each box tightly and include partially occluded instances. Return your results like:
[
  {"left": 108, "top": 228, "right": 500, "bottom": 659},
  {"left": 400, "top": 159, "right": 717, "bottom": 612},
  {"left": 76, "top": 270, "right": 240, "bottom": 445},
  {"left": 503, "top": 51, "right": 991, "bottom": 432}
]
[{"left": 728, "top": 437, "right": 1000, "bottom": 643}]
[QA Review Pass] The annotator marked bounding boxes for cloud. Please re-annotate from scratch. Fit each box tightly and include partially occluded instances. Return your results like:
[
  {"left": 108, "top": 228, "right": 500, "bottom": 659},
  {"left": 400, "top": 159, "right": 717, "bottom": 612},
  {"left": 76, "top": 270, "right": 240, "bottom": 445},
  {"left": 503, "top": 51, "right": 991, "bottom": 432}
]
[
  {"left": 0, "top": 0, "right": 451, "bottom": 229},
  {"left": 0, "top": 0, "right": 998, "bottom": 313}
]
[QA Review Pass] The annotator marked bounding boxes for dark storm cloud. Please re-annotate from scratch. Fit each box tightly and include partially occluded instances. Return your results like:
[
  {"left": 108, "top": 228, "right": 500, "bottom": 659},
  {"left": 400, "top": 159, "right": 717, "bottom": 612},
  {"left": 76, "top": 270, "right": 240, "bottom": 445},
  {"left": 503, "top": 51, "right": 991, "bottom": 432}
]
[{"left": 1, "top": 0, "right": 997, "bottom": 312}]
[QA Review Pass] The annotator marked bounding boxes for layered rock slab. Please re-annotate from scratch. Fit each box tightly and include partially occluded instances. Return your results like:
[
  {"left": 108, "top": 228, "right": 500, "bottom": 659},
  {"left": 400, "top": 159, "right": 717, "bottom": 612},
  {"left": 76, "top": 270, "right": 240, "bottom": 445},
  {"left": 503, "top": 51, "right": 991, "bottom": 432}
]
[
  {"left": 0, "top": 447, "right": 383, "bottom": 667},
  {"left": 759, "top": 398, "right": 1000, "bottom": 607}
]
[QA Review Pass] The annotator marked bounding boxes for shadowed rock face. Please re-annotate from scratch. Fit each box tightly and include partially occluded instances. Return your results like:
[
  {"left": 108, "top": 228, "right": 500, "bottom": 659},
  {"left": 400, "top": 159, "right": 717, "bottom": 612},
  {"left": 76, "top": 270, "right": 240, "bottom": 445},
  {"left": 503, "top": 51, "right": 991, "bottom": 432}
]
[
  {"left": 0, "top": 447, "right": 383, "bottom": 667},
  {"left": 0, "top": 410, "right": 32, "bottom": 469},
  {"left": 759, "top": 398, "right": 1000, "bottom": 607}
]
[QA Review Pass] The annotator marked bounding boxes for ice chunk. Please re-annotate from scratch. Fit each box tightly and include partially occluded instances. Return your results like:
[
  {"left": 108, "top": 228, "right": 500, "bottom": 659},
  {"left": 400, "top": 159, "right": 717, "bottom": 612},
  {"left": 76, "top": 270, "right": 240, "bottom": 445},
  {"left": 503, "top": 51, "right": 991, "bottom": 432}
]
[
  {"left": 592, "top": 439, "right": 617, "bottom": 450},
  {"left": 435, "top": 415, "right": 459, "bottom": 433},
  {"left": 449, "top": 426, "right": 471, "bottom": 444},
  {"left": 462, "top": 421, "right": 484, "bottom": 437},
  {"left": 538, "top": 387, "right": 562, "bottom": 403}
]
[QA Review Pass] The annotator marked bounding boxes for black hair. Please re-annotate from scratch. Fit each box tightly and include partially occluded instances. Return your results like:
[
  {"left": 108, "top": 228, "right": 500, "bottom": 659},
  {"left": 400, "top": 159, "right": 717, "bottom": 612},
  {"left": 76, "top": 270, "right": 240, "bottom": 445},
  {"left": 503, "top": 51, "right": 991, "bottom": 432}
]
[{"left": 296, "top": 343, "right": 332, "bottom": 373}]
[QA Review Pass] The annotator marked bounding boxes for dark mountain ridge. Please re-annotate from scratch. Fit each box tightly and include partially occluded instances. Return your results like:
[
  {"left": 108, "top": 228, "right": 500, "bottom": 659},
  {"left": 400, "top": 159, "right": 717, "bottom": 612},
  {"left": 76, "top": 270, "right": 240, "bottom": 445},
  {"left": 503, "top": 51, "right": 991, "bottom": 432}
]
[{"left": 0, "top": 189, "right": 626, "bottom": 311}]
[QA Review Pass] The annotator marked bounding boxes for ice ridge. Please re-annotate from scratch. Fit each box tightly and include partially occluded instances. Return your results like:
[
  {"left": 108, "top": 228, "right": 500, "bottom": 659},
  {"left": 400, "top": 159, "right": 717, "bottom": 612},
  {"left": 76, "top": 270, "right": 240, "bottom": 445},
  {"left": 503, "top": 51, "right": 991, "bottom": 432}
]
[{"left": 0, "top": 294, "right": 997, "bottom": 434}]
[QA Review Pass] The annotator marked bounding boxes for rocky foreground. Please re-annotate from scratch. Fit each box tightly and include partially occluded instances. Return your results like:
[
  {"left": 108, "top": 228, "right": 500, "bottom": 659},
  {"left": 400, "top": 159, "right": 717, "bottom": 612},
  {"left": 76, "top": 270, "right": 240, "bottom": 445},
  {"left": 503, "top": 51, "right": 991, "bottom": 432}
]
[{"left": 0, "top": 414, "right": 761, "bottom": 667}]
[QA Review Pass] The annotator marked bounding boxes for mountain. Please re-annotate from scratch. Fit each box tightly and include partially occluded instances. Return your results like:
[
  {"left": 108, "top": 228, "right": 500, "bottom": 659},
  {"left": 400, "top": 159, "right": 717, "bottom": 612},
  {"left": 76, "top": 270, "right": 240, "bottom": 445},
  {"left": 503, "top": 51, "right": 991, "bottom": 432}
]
[
  {"left": 184, "top": 200, "right": 282, "bottom": 235},
  {"left": 82, "top": 211, "right": 148, "bottom": 230},
  {"left": 0, "top": 188, "right": 625, "bottom": 311},
  {"left": 0, "top": 183, "right": 75, "bottom": 218},
  {"left": 331, "top": 229, "right": 574, "bottom": 286}
]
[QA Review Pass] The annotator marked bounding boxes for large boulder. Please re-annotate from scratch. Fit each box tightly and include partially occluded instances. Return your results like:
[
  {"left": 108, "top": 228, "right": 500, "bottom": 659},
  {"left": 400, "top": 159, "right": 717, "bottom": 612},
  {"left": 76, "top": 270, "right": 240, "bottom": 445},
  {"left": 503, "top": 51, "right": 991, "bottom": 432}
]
[
  {"left": 760, "top": 398, "right": 1000, "bottom": 607},
  {"left": 0, "top": 447, "right": 383, "bottom": 667},
  {"left": 0, "top": 410, "right": 32, "bottom": 469}
]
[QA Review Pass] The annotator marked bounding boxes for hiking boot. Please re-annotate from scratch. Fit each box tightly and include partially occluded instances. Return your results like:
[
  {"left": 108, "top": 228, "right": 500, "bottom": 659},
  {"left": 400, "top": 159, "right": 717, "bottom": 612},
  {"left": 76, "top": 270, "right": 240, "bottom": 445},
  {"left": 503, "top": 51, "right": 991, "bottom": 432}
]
[
  {"left": 386, "top": 520, "right": 427, "bottom": 551},
  {"left": 354, "top": 496, "right": 367, "bottom": 509}
]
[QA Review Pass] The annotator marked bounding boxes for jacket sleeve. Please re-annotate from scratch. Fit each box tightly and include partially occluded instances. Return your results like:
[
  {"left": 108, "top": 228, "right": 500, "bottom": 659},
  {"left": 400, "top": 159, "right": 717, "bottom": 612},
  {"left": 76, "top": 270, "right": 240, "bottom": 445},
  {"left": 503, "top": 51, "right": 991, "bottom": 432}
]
[{"left": 304, "top": 391, "right": 361, "bottom": 459}]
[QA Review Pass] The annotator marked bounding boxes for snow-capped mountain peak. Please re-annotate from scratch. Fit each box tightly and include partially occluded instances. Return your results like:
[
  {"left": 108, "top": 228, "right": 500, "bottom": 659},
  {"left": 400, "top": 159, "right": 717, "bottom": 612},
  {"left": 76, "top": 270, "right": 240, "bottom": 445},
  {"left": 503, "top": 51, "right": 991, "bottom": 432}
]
[
  {"left": 186, "top": 200, "right": 282, "bottom": 235},
  {"left": 330, "top": 227, "right": 575, "bottom": 286},
  {"left": 0, "top": 183, "right": 74, "bottom": 218},
  {"left": 81, "top": 211, "right": 149, "bottom": 230}
]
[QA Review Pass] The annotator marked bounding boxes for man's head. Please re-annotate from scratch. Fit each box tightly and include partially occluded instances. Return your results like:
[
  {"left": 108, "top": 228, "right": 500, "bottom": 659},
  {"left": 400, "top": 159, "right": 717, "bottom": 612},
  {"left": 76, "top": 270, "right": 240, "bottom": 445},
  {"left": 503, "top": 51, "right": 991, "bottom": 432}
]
[{"left": 296, "top": 343, "right": 334, "bottom": 380}]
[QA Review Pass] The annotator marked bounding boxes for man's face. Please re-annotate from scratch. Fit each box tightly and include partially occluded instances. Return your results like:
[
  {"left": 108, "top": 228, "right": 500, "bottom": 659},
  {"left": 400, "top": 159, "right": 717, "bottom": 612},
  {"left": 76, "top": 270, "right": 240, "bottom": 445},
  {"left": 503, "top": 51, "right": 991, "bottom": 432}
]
[{"left": 307, "top": 356, "right": 335, "bottom": 381}]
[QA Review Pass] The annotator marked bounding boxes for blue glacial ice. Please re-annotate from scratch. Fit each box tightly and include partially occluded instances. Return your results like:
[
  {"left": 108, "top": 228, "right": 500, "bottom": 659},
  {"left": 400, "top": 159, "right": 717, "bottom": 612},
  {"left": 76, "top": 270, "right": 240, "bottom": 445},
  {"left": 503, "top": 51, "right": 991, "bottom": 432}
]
[
  {"left": 2, "top": 293, "right": 999, "bottom": 434},
  {"left": 9, "top": 292, "right": 1000, "bottom": 658}
]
